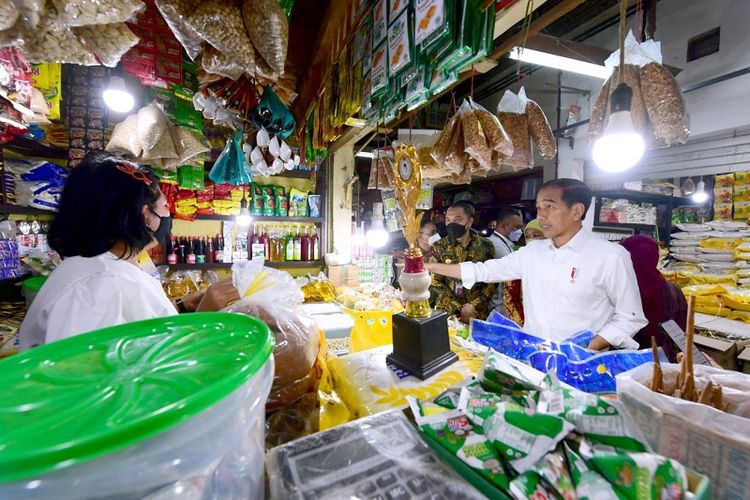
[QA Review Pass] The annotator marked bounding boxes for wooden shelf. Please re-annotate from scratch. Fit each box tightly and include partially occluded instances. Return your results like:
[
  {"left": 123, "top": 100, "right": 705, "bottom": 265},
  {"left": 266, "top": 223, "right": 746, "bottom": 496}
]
[
  {"left": 167, "top": 260, "right": 324, "bottom": 271},
  {"left": 3, "top": 137, "right": 68, "bottom": 160},
  {"left": 194, "top": 214, "right": 324, "bottom": 223},
  {"left": 0, "top": 204, "right": 55, "bottom": 216}
]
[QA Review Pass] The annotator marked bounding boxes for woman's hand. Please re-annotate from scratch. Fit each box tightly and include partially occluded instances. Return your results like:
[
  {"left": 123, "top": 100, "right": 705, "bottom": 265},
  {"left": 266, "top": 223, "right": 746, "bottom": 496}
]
[
  {"left": 196, "top": 279, "right": 241, "bottom": 312},
  {"left": 181, "top": 289, "right": 207, "bottom": 312}
]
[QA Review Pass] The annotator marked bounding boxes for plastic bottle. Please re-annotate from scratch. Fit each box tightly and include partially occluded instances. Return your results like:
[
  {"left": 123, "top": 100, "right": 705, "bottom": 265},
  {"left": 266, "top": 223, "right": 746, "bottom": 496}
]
[
  {"left": 260, "top": 225, "right": 270, "bottom": 260},
  {"left": 293, "top": 226, "right": 302, "bottom": 261},
  {"left": 206, "top": 237, "right": 215, "bottom": 264},
  {"left": 196, "top": 237, "right": 206, "bottom": 264},
  {"left": 311, "top": 227, "right": 320, "bottom": 261},
  {"left": 301, "top": 226, "right": 309, "bottom": 261},
  {"left": 214, "top": 234, "right": 223, "bottom": 263},
  {"left": 285, "top": 225, "right": 295, "bottom": 262},
  {"left": 186, "top": 237, "right": 196, "bottom": 264}
]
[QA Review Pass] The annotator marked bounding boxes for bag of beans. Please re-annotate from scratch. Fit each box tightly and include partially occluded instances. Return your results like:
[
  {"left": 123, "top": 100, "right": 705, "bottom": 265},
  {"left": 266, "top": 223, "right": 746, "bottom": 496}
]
[
  {"left": 640, "top": 62, "right": 689, "bottom": 144},
  {"left": 497, "top": 88, "right": 532, "bottom": 170},
  {"left": 460, "top": 99, "right": 492, "bottom": 173}
]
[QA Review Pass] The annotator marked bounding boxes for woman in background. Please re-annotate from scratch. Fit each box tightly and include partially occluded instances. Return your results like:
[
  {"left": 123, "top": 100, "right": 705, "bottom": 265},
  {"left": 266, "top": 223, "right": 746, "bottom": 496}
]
[
  {"left": 503, "top": 219, "right": 545, "bottom": 325},
  {"left": 622, "top": 235, "right": 686, "bottom": 361}
]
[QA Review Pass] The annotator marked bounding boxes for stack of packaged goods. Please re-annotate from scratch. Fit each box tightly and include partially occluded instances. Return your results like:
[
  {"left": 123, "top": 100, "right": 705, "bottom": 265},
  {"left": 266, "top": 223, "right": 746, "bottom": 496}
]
[{"left": 408, "top": 350, "right": 708, "bottom": 499}]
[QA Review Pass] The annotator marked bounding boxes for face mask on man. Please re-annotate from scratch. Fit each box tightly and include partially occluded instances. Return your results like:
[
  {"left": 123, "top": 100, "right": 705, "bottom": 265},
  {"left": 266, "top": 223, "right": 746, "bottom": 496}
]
[
  {"left": 446, "top": 223, "right": 468, "bottom": 239},
  {"left": 428, "top": 233, "right": 441, "bottom": 245},
  {"left": 509, "top": 229, "right": 523, "bottom": 242}
]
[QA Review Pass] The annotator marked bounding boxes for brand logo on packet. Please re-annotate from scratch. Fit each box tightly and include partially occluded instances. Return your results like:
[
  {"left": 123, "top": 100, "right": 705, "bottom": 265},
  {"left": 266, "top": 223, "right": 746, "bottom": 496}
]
[{"left": 446, "top": 415, "right": 472, "bottom": 435}]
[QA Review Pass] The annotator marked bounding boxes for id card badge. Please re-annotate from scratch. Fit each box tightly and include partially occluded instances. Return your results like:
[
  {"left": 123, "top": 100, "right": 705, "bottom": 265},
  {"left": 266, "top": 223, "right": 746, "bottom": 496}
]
[{"left": 454, "top": 280, "right": 464, "bottom": 298}]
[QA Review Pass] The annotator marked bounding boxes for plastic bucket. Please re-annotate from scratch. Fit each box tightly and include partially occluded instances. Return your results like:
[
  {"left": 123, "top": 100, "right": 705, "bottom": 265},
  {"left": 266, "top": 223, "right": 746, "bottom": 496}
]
[
  {"left": 21, "top": 276, "right": 47, "bottom": 308},
  {"left": 0, "top": 312, "right": 274, "bottom": 499}
]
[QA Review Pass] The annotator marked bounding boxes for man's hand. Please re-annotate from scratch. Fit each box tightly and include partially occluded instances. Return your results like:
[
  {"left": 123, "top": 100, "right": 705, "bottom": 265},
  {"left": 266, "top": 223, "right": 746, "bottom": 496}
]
[
  {"left": 425, "top": 262, "right": 462, "bottom": 279},
  {"left": 181, "top": 289, "right": 207, "bottom": 312},
  {"left": 196, "top": 279, "right": 241, "bottom": 312},
  {"left": 460, "top": 303, "right": 477, "bottom": 324},
  {"left": 587, "top": 335, "right": 611, "bottom": 351}
]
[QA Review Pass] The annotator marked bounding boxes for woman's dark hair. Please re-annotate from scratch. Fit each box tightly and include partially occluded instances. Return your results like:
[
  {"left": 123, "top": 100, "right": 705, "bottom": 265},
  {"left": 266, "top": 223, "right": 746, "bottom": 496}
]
[
  {"left": 539, "top": 178, "right": 593, "bottom": 219},
  {"left": 49, "top": 152, "right": 161, "bottom": 259}
]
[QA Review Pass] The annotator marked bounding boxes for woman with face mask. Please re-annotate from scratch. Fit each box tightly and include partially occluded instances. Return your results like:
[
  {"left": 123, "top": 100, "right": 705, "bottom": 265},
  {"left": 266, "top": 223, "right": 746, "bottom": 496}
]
[{"left": 19, "top": 152, "right": 239, "bottom": 349}]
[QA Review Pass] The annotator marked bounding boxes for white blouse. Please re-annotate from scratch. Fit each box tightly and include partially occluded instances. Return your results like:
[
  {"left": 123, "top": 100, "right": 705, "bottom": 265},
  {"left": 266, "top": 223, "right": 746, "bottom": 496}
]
[{"left": 20, "top": 252, "right": 177, "bottom": 349}]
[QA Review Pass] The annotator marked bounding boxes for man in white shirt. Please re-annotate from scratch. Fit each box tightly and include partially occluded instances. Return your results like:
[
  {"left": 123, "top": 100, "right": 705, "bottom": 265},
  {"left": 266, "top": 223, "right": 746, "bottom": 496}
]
[
  {"left": 427, "top": 178, "right": 646, "bottom": 350},
  {"left": 488, "top": 208, "right": 524, "bottom": 259},
  {"left": 486, "top": 208, "right": 524, "bottom": 317}
]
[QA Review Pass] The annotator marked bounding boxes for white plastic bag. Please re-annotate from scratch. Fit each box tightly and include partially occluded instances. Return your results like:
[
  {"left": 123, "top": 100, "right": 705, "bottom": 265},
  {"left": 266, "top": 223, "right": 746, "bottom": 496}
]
[{"left": 617, "top": 362, "right": 750, "bottom": 499}]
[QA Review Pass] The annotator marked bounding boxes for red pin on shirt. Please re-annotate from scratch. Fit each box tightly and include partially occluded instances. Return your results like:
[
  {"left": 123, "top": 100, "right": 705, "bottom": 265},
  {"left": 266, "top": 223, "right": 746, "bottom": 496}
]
[{"left": 570, "top": 267, "right": 577, "bottom": 284}]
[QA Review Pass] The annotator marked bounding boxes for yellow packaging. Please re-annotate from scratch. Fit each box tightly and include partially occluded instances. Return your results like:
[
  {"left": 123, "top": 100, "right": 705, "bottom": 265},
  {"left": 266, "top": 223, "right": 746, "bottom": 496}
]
[
  {"left": 31, "top": 63, "right": 62, "bottom": 120},
  {"left": 715, "top": 173, "right": 735, "bottom": 188},
  {"left": 734, "top": 172, "right": 750, "bottom": 184},
  {"left": 682, "top": 284, "right": 730, "bottom": 295},
  {"left": 698, "top": 238, "right": 742, "bottom": 250}
]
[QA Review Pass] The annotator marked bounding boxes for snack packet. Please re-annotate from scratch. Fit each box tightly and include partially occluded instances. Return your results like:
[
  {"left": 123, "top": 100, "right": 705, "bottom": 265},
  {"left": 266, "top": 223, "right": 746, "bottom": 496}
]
[
  {"left": 273, "top": 185, "right": 288, "bottom": 216},
  {"left": 410, "top": 401, "right": 511, "bottom": 492},
  {"left": 480, "top": 349, "right": 545, "bottom": 393},
  {"left": 483, "top": 403, "right": 574, "bottom": 473},
  {"left": 250, "top": 183, "right": 263, "bottom": 215},
  {"left": 534, "top": 446, "right": 576, "bottom": 500},
  {"left": 458, "top": 383, "right": 536, "bottom": 426},
  {"left": 589, "top": 452, "right": 688, "bottom": 500},
  {"left": 289, "top": 188, "right": 308, "bottom": 217},
  {"left": 262, "top": 185, "right": 276, "bottom": 216},
  {"left": 432, "top": 378, "right": 475, "bottom": 409},
  {"left": 564, "top": 442, "right": 620, "bottom": 500},
  {"left": 537, "top": 374, "right": 648, "bottom": 452},
  {"left": 509, "top": 470, "right": 556, "bottom": 500}
]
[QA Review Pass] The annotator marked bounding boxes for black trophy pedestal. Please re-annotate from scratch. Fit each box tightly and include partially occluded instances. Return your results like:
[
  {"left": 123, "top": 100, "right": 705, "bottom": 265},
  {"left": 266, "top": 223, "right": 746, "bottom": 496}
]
[{"left": 386, "top": 310, "right": 458, "bottom": 380}]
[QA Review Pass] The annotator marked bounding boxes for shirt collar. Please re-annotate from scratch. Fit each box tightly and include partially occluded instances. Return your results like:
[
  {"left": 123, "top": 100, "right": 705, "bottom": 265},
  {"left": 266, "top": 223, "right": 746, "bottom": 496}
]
[
  {"left": 545, "top": 226, "right": 588, "bottom": 252},
  {"left": 493, "top": 231, "right": 513, "bottom": 247}
]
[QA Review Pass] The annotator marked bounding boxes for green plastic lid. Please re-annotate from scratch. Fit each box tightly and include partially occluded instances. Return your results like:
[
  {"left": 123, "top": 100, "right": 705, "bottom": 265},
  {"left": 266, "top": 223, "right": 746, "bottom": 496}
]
[
  {"left": 0, "top": 312, "right": 273, "bottom": 483},
  {"left": 21, "top": 276, "right": 47, "bottom": 293}
]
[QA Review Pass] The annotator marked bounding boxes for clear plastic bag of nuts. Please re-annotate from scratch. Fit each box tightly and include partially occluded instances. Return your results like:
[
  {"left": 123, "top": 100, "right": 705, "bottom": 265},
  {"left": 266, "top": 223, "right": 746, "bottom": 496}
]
[
  {"left": 497, "top": 88, "right": 532, "bottom": 170},
  {"left": 640, "top": 62, "right": 689, "bottom": 144},
  {"left": 154, "top": 0, "right": 204, "bottom": 61},
  {"left": 50, "top": 0, "right": 144, "bottom": 27},
  {"left": 241, "top": 0, "right": 289, "bottom": 77},
  {"left": 201, "top": 46, "right": 245, "bottom": 81},
  {"left": 74, "top": 23, "right": 139, "bottom": 68},
  {"left": 15, "top": 4, "right": 97, "bottom": 65}
]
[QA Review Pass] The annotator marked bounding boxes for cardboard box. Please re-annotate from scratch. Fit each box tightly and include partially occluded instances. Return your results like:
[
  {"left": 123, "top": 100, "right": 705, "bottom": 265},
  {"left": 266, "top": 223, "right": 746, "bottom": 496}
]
[
  {"left": 694, "top": 333, "right": 750, "bottom": 371},
  {"left": 327, "top": 265, "right": 359, "bottom": 288},
  {"left": 739, "top": 347, "right": 750, "bottom": 374}
]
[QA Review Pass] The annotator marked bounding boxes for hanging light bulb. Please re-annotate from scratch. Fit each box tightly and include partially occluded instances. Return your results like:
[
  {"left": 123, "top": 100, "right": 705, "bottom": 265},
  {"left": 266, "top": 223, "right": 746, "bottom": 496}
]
[
  {"left": 592, "top": 83, "right": 645, "bottom": 172},
  {"left": 692, "top": 178, "right": 708, "bottom": 203},
  {"left": 102, "top": 76, "right": 134, "bottom": 113},
  {"left": 236, "top": 197, "right": 252, "bottom": 226},
  {"left": 592, "top": 0, "right": 644, "bottom": 172},
  {"left": 366, "top": 202, "right": 389, "bottom": 249}
]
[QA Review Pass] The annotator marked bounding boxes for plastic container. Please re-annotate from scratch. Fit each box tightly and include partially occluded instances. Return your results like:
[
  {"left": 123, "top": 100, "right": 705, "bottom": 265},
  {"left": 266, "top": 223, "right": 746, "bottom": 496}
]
[
  {"left": 0, "top": 312, "right": 274, "bottom": 500},
  {"left": 21, "top": 276, "right": 47, "bottom": 308}
]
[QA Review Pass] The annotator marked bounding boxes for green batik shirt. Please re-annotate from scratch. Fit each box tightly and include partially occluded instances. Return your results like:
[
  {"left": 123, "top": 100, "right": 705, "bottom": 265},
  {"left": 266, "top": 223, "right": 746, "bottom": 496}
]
[{"left": 430, "top": 232, "right": 497, "bottom": 318}]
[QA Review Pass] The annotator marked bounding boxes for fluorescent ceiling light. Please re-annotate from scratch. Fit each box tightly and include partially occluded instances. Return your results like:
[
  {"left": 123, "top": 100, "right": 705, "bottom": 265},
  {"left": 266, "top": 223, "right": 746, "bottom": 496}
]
[
  {"left": 355, "top": 151, "right": 375, "bottom": 159},
  {"left": 509, "top": 47, "right": 612, "bottom": 79}
]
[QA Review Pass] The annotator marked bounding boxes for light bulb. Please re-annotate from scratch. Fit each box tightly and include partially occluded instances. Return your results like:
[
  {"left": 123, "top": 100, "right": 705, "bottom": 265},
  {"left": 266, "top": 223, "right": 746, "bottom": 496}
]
[
  {"left": 593, "top": 83, "right": 645, "bottom": 172},
  {"left": 103, "top": 76, "right": 134, "bottom": 113},
  {"left": 692, "top": 180, "right": 708, "bottom": 203},
  {"left": 236, "top": 198, "right": 251, "bottom": 226}
]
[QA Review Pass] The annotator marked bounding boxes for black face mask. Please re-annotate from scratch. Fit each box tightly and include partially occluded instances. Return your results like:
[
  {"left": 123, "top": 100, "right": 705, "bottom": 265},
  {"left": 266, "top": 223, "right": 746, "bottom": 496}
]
[
  {"left": 150, "top": 210, "right": 172, "bottom": 242},
  {"left": 446, "top": 223, "right": 468, "bottom": 239}
]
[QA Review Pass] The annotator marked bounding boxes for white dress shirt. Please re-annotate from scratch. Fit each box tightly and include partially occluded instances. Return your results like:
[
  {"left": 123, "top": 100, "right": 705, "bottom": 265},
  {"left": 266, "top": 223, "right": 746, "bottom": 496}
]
[
  {"left": 20, "top": 252, "right": 177, "bottom": 349},
  {"left": 460, "top": 228, "right": 646, "bottom": 349}
]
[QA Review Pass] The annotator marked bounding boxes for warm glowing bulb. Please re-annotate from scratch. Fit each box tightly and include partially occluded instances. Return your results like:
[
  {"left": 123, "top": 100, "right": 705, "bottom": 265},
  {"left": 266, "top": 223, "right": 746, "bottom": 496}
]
[
  {"left": 692, "top": 181, "right": 708, "bottom": 203},
  {"left": 236, "top": 214, "right": 251, "bottom": 227},
  {"left": 593, "top": 111, "right": 645, "bottom": 172},
  {"left": 366, "top": 229, "right": 389, "bottom": 248},
  {"left": 103, "top": 76, "right": 134, "bottom": 113}
]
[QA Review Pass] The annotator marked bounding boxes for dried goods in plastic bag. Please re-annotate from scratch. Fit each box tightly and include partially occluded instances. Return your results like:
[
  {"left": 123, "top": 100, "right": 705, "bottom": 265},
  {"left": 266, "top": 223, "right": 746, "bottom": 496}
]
[
  {"left": 526, "top": 98, "right": 557, "bottom": 159},
  {"left": 74, "top": 22, "right": 139, "bottom": 68},
  {"left": 640, "top": 62, "right": 689, "bottom": 144},
  {"left": 200, "top": 45, "right": 244, "bottom": 80},
  {"left": 241, "top": 0, "right": 288, "bottom": 76},
  {"left": 189, "top": 0, "right": 257, "bottom": 77},
  {"left": 50, "top": 0, "right": 144, "bottom": 27},
  {"left": 0, "top": 0, "right": 19, "bottom": 31},
  {"left": 588, "top": 65, "right": 649, "bottom": 145},
  {"left": 460, "top": 100, "right": 491, "bottom": 172},
  {"left": 13, "top": 5, "right": 96, "bottom": 65},
  {"left": 497, "top": 89, "right": 532, "bottom": 170},
  {"left": 105, "top": 114, "right": 141, "bottom": 157},
  {"left": 473, "top": 101, "right": 513, "bottom": 159},
  {"left": 170, "top": 126, "right": 208, "bottom": 165},
  {"left": 444, "top": 115, "right": 466, "bottom": 174},
  {"left": 154, "top": 0, "right": 203, "bottom": 61},
  {"left": 136, "top": 105, "right": 171, "bottom": 156},
  {"left": 430, "top": 114, "right": 457, "bottom": 168},
  {"left": 587, "top": 78, "right": 610, "bottom": 145},
  {"left": 10, "top": 0, "right": 45, "bottom": 29}
]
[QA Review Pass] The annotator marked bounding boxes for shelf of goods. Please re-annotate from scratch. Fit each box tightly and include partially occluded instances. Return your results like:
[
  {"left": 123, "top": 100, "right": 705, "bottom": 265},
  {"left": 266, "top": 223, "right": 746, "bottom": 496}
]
[
  {"left": 193, "top": 214, "right": 324, "bottom": 223},
  {"left": 0, "top": 204, "right": 55, "bottom": 217},
  {"left": 168, "top": 260, "right": 324, "bottom": 271},
  {"left": 592, "top": 190, "right": 699, "bottom": 244}
]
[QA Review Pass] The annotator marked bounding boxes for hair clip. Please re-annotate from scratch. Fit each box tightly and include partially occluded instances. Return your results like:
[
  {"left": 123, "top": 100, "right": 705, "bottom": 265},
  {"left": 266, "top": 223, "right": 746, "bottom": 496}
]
[{"left": 116, "top": 163, "right": 152, "bottom": 186}]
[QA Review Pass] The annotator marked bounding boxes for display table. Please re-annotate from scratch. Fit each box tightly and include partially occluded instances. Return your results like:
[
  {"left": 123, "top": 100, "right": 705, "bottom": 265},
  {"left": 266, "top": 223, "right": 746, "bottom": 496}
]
[{"left": 326, "top": 336, "right": 484, "bottom": 419}]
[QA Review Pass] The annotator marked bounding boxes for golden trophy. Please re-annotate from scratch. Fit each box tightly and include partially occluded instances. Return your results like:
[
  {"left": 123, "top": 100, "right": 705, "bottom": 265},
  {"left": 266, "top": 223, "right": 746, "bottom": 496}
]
[{"left": 386, "top": 144, "right": 457, "bottom": 380}]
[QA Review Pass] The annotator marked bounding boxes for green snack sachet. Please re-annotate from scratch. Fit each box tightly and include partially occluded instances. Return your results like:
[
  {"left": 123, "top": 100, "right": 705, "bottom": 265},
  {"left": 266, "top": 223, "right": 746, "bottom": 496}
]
[
  {"left": 414, "top": 406, "right": 511, "bottom": 492},
  {"left": 509, "top": 470, "right": 557, "bottom": 500},
  {"left": 483, "top": 403, "right": 574, "bottom": 473},
  {"left": 589, "top": 452, "right": 688, "bottom": 500},
  {"left": 534, "top": 446, "right": 576, "bottom": 500},
  {"left": 538, "top": 373, "right": 648, "bottom": 453},
  {"left": 480, "top": 349, "right": 544, "bottom": 394},
  {"left": 563, "top": 442, "right": 622, "bottom": 500},
  {"left": 250, "top": 183, "right": 263, "bottom": 216}
]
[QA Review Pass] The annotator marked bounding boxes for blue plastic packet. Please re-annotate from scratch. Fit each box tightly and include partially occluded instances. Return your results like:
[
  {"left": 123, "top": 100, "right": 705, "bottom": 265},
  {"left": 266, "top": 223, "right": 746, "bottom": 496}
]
[{"left": 208, "top": 130, "right": 252, "bottom": 186}]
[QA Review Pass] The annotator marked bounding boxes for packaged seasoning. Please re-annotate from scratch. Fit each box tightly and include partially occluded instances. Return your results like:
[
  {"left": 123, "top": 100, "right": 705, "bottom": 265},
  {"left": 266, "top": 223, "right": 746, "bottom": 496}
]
[
  {"left": 410, "top": 404, "right": 511, "bottom": 492},
  {"left": 370, "top": 40, "right": 389, "bottom": 97},
  {"left": 483, "top": 403, "right": 574, "bottom": 473},
  {"left": 480, "top": 349, "right": 544, "bottom": 393},
  {"left": 389, "top": 0, "right": 408, "bottom": 21},
  {"left": 534, "top": 447, "right": 576, "bottom": 500},
  {"left": 509, "top": 470, "right": 556, "bottom": 500},
  {"left": 273, "top": 185, "right": 288, "bottom": 217},
  {"left": 372, "top": 0, "right": 387, "bottom": 45},
  {"left": 262, "top": 185, "right": 276, "bottom": 216},
  {"left": 457, "top": 384, "right": 506, "bottom": 426},
  {"left": 415, "top": 0, "right": 445, "bottom": 46},
  {"left": 388, "top": 10, "right": 412, "bottom": 76},
  {"left": 589, "top": 452, "right": 688, "bottom": 500},
  {"left": 289, "top": 188, "right": 308, "bottom": 217}
]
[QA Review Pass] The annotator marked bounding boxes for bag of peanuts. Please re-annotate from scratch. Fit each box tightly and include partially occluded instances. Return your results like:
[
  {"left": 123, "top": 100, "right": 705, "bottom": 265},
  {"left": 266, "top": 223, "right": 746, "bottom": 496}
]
[
  {"left": 589, "top": 31, "right": 689, "bottom": 146},
  {"left": 497, "top": 88, "right": 532, "bottom": 170}
]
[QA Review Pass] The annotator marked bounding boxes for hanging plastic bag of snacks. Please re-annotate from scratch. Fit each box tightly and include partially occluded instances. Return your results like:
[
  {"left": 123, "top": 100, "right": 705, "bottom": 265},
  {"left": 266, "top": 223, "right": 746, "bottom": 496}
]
[
  {"left": 0, "top": 0, "right": 19, "bottom": 31},
  {"left": 526, "top": 97, "right": 557, "bottom": 159},
  {"left": 241, "top": 0, "right": 288, "bottom": 77},
  {"left": 49, "top": 0, "right": 144, "bottom": 27},
  {"left": 209, "top": 130, "right": 252, "bottom": 186},
  {"left": 154, "top": 0, "right": 204, "bottom": 61},
  {"left": 200, "top": 46, "right": 245, "bottom": 80},
  {"left": 460, "top": 99, "right": 491, "bottom": 173},
  {"left": 74, "top": 23, "right": 139, "bottom": 68},
  {"left": 640, "top": 62, "right": 689, "bottom": 144},
  {"left": 497, "top": 88, "right": 532, "bottom": 170},
  {"left": 252, "top": 86, "right": 296, "bottom": 139}
]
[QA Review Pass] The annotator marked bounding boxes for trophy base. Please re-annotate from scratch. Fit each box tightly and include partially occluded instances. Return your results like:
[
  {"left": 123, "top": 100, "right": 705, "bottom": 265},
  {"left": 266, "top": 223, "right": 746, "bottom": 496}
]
[{"left": 386, "top": 310, "right": 458, "bottom": 381}]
